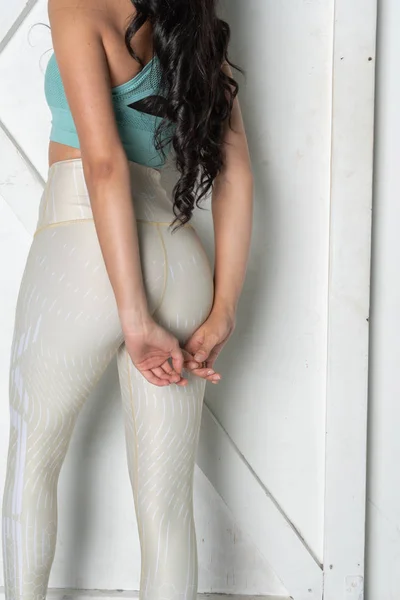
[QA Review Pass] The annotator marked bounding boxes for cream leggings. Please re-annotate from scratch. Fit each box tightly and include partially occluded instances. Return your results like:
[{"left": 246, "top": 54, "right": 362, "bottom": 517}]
[{"left": 1, "top": 158, "right": 214, "bottom": 600}]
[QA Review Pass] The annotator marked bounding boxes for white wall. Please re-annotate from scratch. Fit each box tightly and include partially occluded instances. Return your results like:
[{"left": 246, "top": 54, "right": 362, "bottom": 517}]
[
  {"left": 366, "top": 0, "right": 400, "bottom": 598},
  {"left": 0, "top": 1, "right": 287, "bottom": 596},
  {"left": 210, "top": 0, "right": 333, "bottom": 562},
  {"left": 0, "top": 0, "right": 376, "bottom": 598}
]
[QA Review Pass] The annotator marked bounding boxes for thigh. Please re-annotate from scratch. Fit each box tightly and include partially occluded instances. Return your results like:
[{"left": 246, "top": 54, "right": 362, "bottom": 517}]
[
  {"left": 2, "top": 220, "right": 128, "bottom": 599},
  {"left": 116, "top": 221, "right": 213, "bottom": 518},
  {"left": 117, "top": 341, "right": 206, "bottom": 521},
  {"left": 9, "top": 221, "right": 124, "bottom": 430},
  {"left": 117, "top": 338, "right": 203, "bottom": 600}
]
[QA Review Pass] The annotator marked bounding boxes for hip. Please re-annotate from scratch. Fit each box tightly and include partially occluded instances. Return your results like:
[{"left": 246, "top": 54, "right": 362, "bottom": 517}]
[
  {"left": 28, "top": 158, "right": 214, "bottom": 340},
  {"left": 34, "top": 157, "right": 193, "bottom": 235}
]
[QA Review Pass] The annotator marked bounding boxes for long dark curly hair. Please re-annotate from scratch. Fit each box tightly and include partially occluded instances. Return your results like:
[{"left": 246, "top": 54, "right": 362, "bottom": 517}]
[{"left": 125, "top": 0, "right": 243, "bottom": 232}]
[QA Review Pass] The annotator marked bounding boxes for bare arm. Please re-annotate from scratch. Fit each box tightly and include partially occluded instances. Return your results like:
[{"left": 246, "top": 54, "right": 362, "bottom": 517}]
[
  {"left": 48, "top": 0, "right": 187, "bottom": 386},
  {"left": 48, "top": 1, "right": 150, "bottom": 332},
  {"left": 182, "top": 64, "right": 253, "bottom": 372},
  {"left": 211, "top": 62, "right": 254, "bottom": 319}
]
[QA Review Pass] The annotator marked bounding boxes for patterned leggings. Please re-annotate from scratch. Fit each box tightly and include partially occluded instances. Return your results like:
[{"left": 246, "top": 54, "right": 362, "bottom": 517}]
[{"left": 1, "top": 158, "right": 214, "bottom": 600}]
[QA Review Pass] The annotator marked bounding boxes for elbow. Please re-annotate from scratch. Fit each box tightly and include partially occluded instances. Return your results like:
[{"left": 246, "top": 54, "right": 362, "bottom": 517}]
[
  {"left": 244, "top": 165, "right": 254, "bottom": 188},
  {"left": 217, "top": 163, "right": 254, "bottom": 189},
  {"left": 241, "top": 160, "right": 254, "bottom": 184},
  {"left": 82, "top": 151, "right": 128, "bottom": 186}
]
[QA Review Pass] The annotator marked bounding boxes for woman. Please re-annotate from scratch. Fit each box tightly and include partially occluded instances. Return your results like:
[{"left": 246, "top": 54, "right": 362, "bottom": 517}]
[{"left": 2, "top": 0, "right": 253, "bottom": 599}]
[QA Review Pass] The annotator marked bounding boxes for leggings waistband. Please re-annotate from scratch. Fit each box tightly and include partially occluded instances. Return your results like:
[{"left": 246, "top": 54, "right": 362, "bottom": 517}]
[{"left": 35, "top": 158, "right": 188, "bottom": 235}]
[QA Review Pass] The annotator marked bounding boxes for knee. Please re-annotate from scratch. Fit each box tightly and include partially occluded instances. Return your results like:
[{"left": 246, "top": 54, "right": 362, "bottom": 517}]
[{"left": 137, "top": 481, "right": 194, "bottom": 529}]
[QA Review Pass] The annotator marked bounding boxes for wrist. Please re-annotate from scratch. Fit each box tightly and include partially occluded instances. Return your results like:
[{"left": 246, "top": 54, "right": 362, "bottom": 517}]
[
  {"left": 210, "top": 298, "right": 237, "bottom": 321},
  {"left": 118, "top": 305, "right": 154, "bottom": 335}
]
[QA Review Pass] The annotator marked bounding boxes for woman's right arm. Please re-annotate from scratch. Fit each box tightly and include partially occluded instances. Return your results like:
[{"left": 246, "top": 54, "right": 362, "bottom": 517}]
[{"left": 48, "top": 0, "right": 186, "bottom": 386}]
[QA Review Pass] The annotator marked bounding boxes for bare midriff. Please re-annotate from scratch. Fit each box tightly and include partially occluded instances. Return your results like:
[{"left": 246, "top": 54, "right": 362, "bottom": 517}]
[{"left": 48, "top": 141, "right": 82, "bottom": 170}]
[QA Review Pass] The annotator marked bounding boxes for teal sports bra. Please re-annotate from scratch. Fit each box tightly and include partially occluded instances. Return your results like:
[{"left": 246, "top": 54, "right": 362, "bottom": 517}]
[{"left": 44, "top": 52, "right": 175, "bottom": 169}]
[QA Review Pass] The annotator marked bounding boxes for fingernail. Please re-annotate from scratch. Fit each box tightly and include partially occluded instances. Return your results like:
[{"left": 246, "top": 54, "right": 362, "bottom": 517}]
[
  {"left": 207, "top": 370, "right": 214, "bottom": 375},
  {"left": 194, "top": 353, "right": 205, "bottom": 361},
  {"left": 212, "top": 374, "right": 221, "bottom": 380}
]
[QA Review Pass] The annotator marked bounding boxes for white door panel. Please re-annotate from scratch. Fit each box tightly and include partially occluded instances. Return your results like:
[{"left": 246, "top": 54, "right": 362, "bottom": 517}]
[
  {"left": 0, "top": 0, "right": 38, "bottom": 50},
  {"left": 0, "top": 0, "right": 51, "bottom": 178}
]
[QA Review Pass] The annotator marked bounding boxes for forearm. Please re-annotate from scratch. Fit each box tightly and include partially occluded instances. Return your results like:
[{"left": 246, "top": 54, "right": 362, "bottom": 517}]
[
  {"left": 211, "top": 168, "right": 254, "bottom": 317},
  {"left": 83, "top": 159, "right": 150, "bottom": 333}
]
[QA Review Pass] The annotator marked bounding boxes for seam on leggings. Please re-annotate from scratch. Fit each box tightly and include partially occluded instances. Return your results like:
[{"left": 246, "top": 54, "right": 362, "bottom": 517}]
[
  {"left": 33, "top": 218, "right": 95, "bottom": 238},
  {"left": 33, "top": 218, "right": 193, "bottom": 238},
  {"left": 151, "top": 223, "right": 169, "bottom": 317},
  {"left": 125, "top": 350, "right": 145, "bottom": 588}
]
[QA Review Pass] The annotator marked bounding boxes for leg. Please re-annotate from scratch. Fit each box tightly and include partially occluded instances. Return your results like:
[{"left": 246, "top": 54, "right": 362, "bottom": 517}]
[
  {"left": 117, "top": 222, "right": 214, "bottom": 600},
  {"left": 2, "top": 222, "right": 124, "bottom": 600}
]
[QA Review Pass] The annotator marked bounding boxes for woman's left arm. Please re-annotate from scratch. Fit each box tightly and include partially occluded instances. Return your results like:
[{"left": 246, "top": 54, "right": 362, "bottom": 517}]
[
  {"left": 210, "top": 64, "right": 254, "bottom": 320},
  {"left": 183, "top": 62, "right": 254, "bottom": 375}
]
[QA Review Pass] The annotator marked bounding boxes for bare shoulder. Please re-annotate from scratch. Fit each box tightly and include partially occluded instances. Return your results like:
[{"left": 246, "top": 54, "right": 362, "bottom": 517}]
[
  {"left": 48, "top": 0, "right": 108, "bottom": 33},
  {"left": 48, "top": 0, "right": 105, "bottom": 15},
  {"left": 47, "top": 0, "right": 128, "bottom": 168}
]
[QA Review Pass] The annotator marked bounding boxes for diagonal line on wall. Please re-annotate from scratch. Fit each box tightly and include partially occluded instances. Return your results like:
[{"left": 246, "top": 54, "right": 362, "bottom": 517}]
[
  {"left": 0, "top": 118, "right": 45, "bottom": 188},
  {"left": 0, "top": 188, "right": 32, "bottom": 239},
  {"left": 197, "top": 403, "right": 323, "bottom": 598},
  {"left": 0, "top": 195, "right": 32, "bottom": 244},
  {"left": 0, "top": 118, "right": 44, "bottom": 237},
  {"left": 203, "top": 399, "right": 321, "bottom": 568},
  {"left": 0, "top": 0, "right": 40, "bottom": 56}
]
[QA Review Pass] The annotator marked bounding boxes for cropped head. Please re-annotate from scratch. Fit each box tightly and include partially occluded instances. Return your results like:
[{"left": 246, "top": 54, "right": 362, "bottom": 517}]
[{"left": 125, "top": 0, "right": 243, "bottom": 231}]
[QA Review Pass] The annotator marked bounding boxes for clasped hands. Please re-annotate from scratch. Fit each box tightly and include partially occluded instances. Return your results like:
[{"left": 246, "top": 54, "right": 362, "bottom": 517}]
[{"left": 123, "top": 306, "right": 235, "bottom": 387}]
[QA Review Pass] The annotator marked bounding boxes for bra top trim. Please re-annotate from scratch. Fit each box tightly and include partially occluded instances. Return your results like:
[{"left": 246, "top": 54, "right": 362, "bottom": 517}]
[{"left": 110, "top": 54, "right": 159, "bottom": 96}]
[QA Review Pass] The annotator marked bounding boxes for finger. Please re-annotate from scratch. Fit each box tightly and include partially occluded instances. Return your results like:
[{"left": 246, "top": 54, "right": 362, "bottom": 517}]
[
  {"left": 193, "top": 350, "right": 208, "bottom": 362},
  {"left": 161, "top": 359, "right": 174, "bottom": 375},
  {"left": 170, "top": 345, "right": 184, "bottom": 375},
  {"left": 188, "top": 366, "right": 221, "bottom": 381},
  {"left": 184, "top": 362, "right": 213, "bottom": 374},
  {"left": 142, "top": 369, "right": 171, "bottom": 387},
  {"left": 152, "top": 366, "right": 176, "bottom": 381},
  {"left": 206, "top": 344, "right": 224, "bottom": 370},
  {"left": 184, "top": 360, "right": 201, "bottom": 370},
  {"left": 159, "top": 360, "right": 181, "bottom": 382},
  {"left": 183, "top": 333, "right": 206, "bottom": 356},
  {"left": 193, "top": 341, "right": 217, "bottom": 363},
  {"left": 182, "top": 356, "right": 215, "bottom": 373},
  {"left": 182, "top": 348, "right": 197, "bottom": 363}
]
